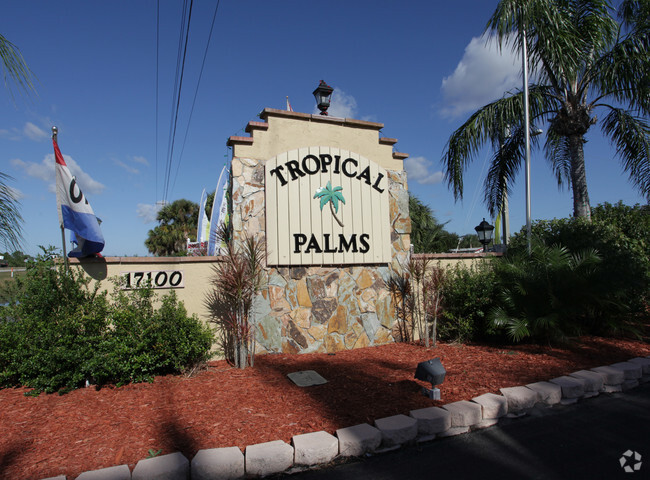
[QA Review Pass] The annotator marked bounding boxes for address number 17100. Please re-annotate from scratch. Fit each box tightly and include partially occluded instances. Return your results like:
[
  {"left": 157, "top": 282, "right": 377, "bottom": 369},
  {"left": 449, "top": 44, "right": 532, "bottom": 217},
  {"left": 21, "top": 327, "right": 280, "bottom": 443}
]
[{"left": 121, "top": 270, "right": 184, "bottom": 289}]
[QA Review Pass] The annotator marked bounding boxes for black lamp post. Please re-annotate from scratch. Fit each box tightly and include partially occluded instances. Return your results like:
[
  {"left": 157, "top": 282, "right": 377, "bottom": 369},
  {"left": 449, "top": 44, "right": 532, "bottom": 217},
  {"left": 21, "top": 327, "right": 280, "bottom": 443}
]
[
  {"left": 475, "top": 218, "right": 495, "bottom": 253},
  {"left": 313, "top": 80, "right": 334, "bottom": 115}
]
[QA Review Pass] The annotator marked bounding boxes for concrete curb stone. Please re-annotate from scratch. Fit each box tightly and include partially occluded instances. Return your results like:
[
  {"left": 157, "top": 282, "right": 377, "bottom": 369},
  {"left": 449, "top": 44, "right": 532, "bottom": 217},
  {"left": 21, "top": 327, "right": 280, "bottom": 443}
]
[
  {"left": 245, "top": 440, "right": 294, "bottom": 477},
  {"left": 472, "top": 418, "right": 499, "bottom": 429},
  {"left": 569, "top": 370, "right": 604, "bottom": 395},
  {"left": 76, "top": 465, "right": 131, "bottom": 480},
  {"left": 132, "top": 452, "right": 189, "bottom": 480},
  {"left": 500, "top": 386, "right": 539, "bottom": 412},
  {"left": 628, "top": 357, "right": 650, "bottom": 375},
  {"left": 336, "top": 423, "right": 381, "bottom": 457},
  {"left": 409, "top": 406, "right": 451, "bottom": 435},
  {"left": 526, "top": 381, "right": 562, "bottom": 405},
  {"left": 610, "top": 362, "right": 643, "bottom": 380},
  {"left": 191, "top": 447, "right": 245, "bottom": 480},
  {"left": 374, "top": 414, "right": 418, "bottom": 447},
  {"left": 472, "top": 393, "right": 508, "bottom": 419},
  {"left": 437, "top": 426, "right": 470, "bottom": 437},
  {"left": 591, "top": 366, "right": 625, "bottom": 386},
  {"left": 292, "top": 431, "right": 338, "bottom": 466},
  {"left": 442, "top": 400, "right": 482, "bottom": 427},
  {"left": 622, "top": 379, "right": 640, "bottom": 391},
  {"left": 42, "top": 476, "right": 67, "bottom": 480},
  {"left": 549, "top": 376, "right": 585, "bottom": 399}
]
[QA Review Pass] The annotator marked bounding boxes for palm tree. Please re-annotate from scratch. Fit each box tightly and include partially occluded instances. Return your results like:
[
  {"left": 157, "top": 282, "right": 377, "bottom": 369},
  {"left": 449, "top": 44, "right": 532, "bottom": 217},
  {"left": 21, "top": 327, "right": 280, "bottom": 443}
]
[
  {"left": 1, "top": 34, "right": 34, "bottom": 250},
  {"left": 144, "top": 199, "right": 199, "bottom": 256},
  {"left": 442, "top": 0, "right": 650, "bottom": 221},
  {"left": 408, "top": 194, "right": 459, "bottom": 253},
  {"left": 314, "top": 181, "right": 346, "bottom": 227}
]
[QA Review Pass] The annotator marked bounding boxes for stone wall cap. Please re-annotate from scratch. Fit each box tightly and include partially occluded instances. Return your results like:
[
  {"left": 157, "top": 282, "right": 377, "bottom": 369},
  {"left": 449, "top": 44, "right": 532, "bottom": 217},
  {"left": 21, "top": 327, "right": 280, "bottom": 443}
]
[
  {"left": 259, "top": 108, "right": 385, "bottom": 130},
  {"left": 227, "top": 135, "right": 254, "bottom": 147},
  {"left": 245, "top": 121, "right": 269, "bottom": 133},
  {"left": 67, "top": 255, "right": 225, "bottom": 265},
  {"left": 413, "top": 252, "right": 504, "bottom": 259},
  {"left": 379, "top": 137, "right": 398, "bottom": 145}
]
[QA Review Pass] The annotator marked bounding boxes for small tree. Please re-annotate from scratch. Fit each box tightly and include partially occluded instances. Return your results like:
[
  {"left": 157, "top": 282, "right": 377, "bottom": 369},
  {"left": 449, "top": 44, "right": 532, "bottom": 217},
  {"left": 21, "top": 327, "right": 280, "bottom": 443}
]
[
  {"left": 423, "top": 265, "right": 446, "bottom": 347},
  {"left": 386, "top": 269, "right": 412, "bottom": 343},
  {"left": 408, "top": 256, "right": 429, "bottom": 345},
  {"left": 205, "top": 233, "right": 265, "bottom": 368}
]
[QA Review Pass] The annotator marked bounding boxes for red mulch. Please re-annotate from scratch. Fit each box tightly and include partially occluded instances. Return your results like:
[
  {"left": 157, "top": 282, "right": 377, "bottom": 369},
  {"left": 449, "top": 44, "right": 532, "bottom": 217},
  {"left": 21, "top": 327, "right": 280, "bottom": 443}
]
[{"left": 1, "top": 336, "right": 649, "bottom": 480}]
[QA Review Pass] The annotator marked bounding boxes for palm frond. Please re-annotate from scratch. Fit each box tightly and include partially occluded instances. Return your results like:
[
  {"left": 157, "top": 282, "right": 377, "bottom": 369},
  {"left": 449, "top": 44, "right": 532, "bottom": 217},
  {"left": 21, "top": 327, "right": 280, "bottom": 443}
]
[
  {"left": 0, "top": 172, "right": 23, "bottom": 251},
  {"left": 600, "top": 108, "right": 650, "bottom": 200},
  {"left": 589, "top": 27, "right": 650, "bottom": 114},
  {"left": 442, "top": 86, "right": 552, "bottom": 201},
  {"left": 544, "top": 129, "right": 573, "bottom": 189},
  {"left": 0, "top": 34, "right": 35, "bottom": 99}
]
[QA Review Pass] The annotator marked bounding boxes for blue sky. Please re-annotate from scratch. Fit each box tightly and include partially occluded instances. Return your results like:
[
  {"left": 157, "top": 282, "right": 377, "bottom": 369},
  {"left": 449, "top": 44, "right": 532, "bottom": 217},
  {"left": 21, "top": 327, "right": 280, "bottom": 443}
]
[{"left": 1, "top": 0, "right": 645, "bottom": 256}]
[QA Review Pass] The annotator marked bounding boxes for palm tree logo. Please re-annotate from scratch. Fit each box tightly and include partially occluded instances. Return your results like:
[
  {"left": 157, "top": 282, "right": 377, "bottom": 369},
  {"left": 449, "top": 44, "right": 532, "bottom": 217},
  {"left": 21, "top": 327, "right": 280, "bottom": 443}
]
[{"left": 314, "top": 181, "right": 345, "bottom": 227}]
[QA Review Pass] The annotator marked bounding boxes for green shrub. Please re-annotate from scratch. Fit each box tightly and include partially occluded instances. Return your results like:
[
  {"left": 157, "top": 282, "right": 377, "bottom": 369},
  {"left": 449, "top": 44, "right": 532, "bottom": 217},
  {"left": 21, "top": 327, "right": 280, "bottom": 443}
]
[
  {"left": 0, "top": 249, "right": 109, "bottom": 393},
  {"left": 90, "top": 286, "right": 213, "bottom": 385},
  {"left": 489, "top": 242, "right": 609, "bottom": 343},
  {"left": 0, "top": 249, "right": 213, "bottom": 394},
  {"left": 508, "top": 202, "right": 650, "bottom": 321},
  {"left": 438, "top": 261, "right": 498, "bottom": 342}
]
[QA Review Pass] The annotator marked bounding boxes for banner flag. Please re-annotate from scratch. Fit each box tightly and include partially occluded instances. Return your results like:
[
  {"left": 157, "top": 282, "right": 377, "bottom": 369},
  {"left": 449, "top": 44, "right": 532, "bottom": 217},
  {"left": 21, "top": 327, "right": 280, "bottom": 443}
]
[
  {"left": 54, "top": 138, "right": 105, "bottom": 257},
  {"left": 197, "top": 188, "right": 210, "bottom": 243},
  {"left": 286, "top": 95, "right": 293, "bottom": 112},
  {"left": 207, "top": 165, "right": 228, "bottom": 256}
]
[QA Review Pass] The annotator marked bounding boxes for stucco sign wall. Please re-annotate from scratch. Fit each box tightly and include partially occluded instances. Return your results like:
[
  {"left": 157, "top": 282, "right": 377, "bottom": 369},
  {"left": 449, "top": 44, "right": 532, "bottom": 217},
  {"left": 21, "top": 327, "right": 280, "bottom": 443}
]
[{"left": 265, "top": 146, "right": 391, "bottom": 266}]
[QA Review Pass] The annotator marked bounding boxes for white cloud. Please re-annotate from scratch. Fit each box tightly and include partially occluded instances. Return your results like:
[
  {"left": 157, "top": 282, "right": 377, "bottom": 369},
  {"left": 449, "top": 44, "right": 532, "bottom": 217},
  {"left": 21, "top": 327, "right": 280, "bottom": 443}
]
[
  {"left": 405, "top": 156, "right": 444, "bottom": 185},
  {"left": 440, "top": 35, "right": 520, "bottom": 119},
  {"left": 137, "top": 203, "right": 162, "bottom": 223},
  {"left": 0, "top": 122, "right": 49, "bottom": 141},
  {"left": 115, "top": 159, "right": 139, "bottom": 174},
  {"left": 313, "top": 88, "right": 358, "bottom": 118},
  {"left": 11, "top": 154, "right": 105, "bottom": 195},
  {"left": 23, "top": 122, "right": 48, "bottom": 141},
  {"left": 132, "top": 156, "right": 149, "bottom": 166}
]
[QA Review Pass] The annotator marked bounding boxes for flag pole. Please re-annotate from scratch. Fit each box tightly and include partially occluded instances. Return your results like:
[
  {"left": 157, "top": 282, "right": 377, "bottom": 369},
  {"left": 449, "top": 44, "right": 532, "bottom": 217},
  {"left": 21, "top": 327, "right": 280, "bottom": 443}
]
[{"left": 53, "top": 126, "right": 69, "bottom": 272}]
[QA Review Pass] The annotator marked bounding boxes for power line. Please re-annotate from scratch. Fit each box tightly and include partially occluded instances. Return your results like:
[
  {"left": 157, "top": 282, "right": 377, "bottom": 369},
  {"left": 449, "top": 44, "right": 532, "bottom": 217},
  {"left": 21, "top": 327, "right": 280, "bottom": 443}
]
[
  {"left": 155, "top": 0, "right": 160, "bottom": 205},
  {"left": 171, "top": 0, "right": 222, "bottom": 195},
  {"left": 163, "top": 0, "right": 193, "bottom": 203}
]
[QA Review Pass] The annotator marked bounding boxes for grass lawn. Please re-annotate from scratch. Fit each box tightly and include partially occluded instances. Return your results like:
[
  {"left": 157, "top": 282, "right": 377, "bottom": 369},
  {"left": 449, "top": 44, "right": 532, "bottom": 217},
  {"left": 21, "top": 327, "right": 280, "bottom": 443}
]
[{"left": 0, "top": 269, "right": 25, "bottom": 303}]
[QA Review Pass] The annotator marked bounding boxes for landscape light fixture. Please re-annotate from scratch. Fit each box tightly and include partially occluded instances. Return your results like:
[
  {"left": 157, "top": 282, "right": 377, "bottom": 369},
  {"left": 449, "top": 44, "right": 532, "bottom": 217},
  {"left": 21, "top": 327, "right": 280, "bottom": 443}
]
[
  {"left": 475, "top": 218, "right": 495, "bottom": 253},
  {"left": 313, "top": 80, "right": 334, "bottom": 115},
  {"left": 414, "top": 358, "right": 446, "bottom": 400}
]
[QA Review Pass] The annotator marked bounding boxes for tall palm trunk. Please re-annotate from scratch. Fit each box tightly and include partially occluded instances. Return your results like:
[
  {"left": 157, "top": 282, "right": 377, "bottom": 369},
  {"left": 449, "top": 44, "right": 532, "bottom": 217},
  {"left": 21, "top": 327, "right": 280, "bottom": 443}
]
[{"left": 568, "top": 134, "right": 591, "bottom": 220}]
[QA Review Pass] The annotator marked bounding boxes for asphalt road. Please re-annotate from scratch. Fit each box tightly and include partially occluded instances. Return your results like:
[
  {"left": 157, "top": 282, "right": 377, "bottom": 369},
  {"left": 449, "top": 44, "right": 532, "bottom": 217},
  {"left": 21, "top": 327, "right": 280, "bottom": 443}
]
[{"left": 282, "top": 382, "right": 650, "bottom": 480}]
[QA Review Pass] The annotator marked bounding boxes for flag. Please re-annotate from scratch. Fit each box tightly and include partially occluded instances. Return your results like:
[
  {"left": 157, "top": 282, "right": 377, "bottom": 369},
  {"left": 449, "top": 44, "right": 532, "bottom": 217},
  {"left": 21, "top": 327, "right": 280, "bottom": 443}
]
[
  {"left": 286, "top": 96, "right": 293, "bottom": 112},
  {"left": 54, "top": 138, "right": 105, "bottom": 257},
  {"left": 207, "top": 165, "right": 228, "bottom": 256},
  {"left": 197, "top": 188, "right": 210, "bottom": 243}
]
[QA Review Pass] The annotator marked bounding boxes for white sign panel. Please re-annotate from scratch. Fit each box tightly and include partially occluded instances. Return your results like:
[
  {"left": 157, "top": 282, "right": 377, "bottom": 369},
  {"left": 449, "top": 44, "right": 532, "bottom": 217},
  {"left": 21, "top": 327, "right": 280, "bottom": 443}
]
[{"left": 265, "top": 147, "right": 391, "bottom": 266}]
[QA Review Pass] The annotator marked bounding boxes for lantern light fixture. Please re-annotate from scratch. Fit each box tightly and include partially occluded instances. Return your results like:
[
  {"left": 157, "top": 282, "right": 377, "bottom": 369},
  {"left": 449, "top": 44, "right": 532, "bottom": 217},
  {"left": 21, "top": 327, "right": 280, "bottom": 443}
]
[
  {"left": 475, "top": 218, "right": 495, "bottom": 253},
  {"left": 313, "top": 80, "right": 334, "bottom": 116}
]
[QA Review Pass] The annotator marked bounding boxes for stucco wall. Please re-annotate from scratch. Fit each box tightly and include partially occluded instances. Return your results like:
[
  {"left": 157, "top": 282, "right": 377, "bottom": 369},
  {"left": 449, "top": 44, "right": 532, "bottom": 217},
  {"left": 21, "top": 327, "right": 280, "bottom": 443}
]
[
  {"left": 69, "top": 253, "right": 496, "bottom": 330},
  {"left": 69, "top": 256, "right": 220, "bottom": 323}
]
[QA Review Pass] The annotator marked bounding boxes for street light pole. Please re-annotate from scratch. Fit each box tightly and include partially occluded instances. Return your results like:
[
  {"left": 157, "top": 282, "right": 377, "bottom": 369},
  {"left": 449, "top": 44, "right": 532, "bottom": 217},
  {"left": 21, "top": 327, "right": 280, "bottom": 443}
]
[{"left": 522, "top": 26, "right": 532, "bottom": 254}]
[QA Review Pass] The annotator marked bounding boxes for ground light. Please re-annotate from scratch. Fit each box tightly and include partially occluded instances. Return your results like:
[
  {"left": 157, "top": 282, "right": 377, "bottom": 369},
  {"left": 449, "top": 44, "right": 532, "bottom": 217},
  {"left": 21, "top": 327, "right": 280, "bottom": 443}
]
[{"left": 415, "top": 358, "right": 446, "bottom": 400}]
